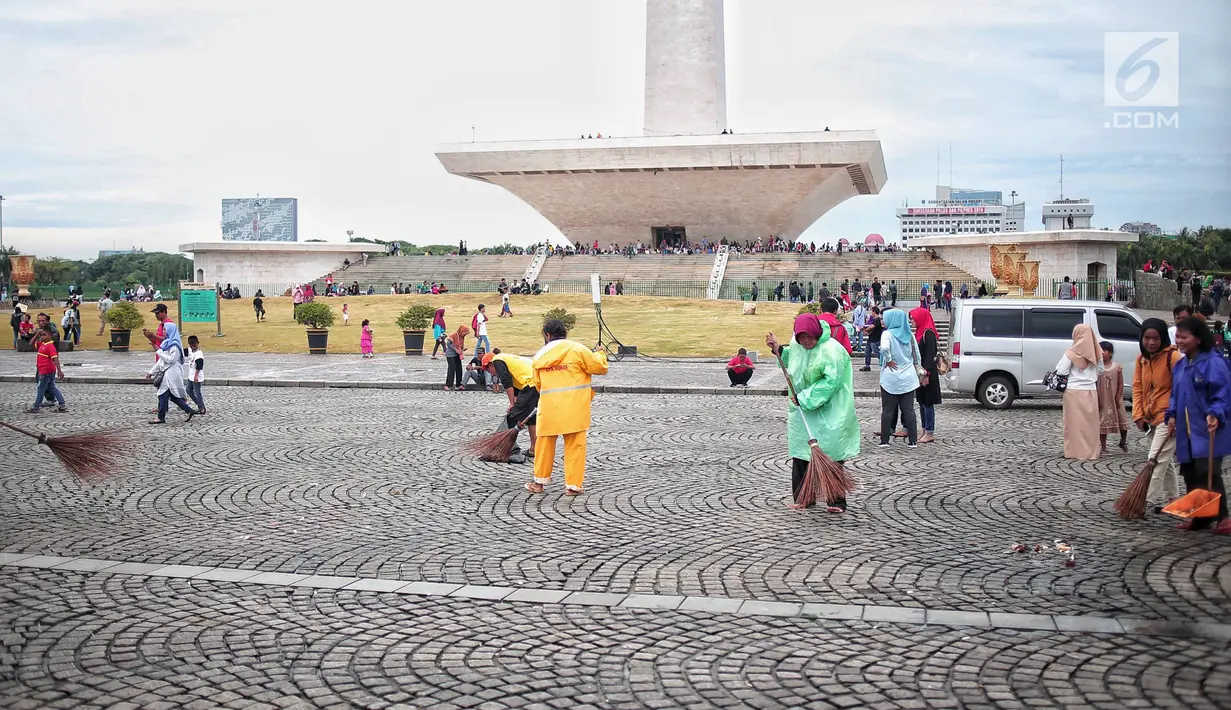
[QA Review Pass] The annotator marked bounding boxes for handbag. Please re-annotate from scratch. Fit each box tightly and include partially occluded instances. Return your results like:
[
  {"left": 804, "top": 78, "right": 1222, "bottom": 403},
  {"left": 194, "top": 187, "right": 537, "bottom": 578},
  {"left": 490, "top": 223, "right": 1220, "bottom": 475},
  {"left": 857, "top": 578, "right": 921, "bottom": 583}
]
[
  {"left": 935, "top": 347, "right": 952, "bottom": 375},
  {"left": 1043, "top": 369, "right": 1068, "bottom": 392},
  {"left": 152, "top": 370, "right": 165, "bottom": 388},
  {"left": 909, "top": 337, "right": 929, "bottom": 386}
]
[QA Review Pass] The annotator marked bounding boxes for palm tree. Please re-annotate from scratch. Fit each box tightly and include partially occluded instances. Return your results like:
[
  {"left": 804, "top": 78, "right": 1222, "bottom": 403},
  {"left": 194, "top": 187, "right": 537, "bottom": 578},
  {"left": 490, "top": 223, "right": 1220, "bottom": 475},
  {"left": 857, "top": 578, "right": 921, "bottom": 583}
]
[{"left": 0, "top": 245, "right": 18, "bottom": 294}]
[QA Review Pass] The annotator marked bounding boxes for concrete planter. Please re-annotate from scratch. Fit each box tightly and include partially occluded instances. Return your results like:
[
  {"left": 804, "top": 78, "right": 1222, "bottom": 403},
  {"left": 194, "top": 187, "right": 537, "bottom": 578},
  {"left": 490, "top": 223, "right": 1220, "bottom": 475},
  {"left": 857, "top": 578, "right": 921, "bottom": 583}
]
[
  {"left": 306, "top": 328, "right": 329, "bottom": 355},
  {"left": 402, "top": 330, "right": 426, "bottom": 355},
  {"left": 109, "top": 329, "right": 132, "bottom": 352}
]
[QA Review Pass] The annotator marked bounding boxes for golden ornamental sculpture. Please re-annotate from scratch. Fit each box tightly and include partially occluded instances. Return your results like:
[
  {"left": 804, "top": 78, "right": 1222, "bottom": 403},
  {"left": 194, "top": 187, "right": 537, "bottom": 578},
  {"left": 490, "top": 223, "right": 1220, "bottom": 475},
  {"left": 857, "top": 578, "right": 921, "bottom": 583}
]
[
  {"left": 9, "top": 255, "right": 34, "bottom": 298},
  {"left": 988, "top": 244, "right": 1041, "bottom": 296}
]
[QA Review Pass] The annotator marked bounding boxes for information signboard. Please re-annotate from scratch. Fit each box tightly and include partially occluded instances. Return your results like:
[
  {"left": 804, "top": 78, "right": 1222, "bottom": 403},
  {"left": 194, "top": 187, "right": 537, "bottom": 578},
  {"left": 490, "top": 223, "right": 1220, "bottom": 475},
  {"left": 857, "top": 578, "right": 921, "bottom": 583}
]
[{"left": 180, "top": 289, "right": 218, "bottom": 323}]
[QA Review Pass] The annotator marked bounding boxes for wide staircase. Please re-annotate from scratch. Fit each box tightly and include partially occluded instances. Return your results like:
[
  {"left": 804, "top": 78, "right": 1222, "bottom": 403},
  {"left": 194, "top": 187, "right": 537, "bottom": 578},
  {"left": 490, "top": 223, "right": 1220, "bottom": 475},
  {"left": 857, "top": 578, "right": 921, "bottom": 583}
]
[
  {"left": 318, "top": 254, "right": 533, "bottom": 292},
  {"left": 302, "top": 251, "right": 981, "bottom": 302},
  {"left": 721, "top": 252, "right": 979, "bottom": 300}
]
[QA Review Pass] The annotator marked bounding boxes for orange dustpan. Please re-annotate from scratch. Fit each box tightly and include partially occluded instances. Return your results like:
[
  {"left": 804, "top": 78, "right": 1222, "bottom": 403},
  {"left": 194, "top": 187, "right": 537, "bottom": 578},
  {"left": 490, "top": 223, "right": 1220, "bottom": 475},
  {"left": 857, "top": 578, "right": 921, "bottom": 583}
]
[{"left": 1163, "top": 444, "right": 1223, "bottom": 520}]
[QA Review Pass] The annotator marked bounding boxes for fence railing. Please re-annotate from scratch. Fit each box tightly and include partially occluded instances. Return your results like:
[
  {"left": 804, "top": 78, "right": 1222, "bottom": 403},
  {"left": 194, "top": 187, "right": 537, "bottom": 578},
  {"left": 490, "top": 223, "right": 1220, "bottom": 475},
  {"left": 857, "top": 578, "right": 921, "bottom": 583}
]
[
  {"left": 1036, "top": 279, "right": 1128, "bottom": 301},
  {"left": 21, "top": 284, "right": 179, "bottom": 302}
]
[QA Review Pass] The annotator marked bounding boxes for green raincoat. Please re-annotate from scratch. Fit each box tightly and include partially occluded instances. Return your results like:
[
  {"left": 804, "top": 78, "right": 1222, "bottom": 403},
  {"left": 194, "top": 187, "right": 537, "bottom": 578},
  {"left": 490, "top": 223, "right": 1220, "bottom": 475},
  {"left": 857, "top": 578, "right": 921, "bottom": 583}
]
[{"left": 780, "top": 321, "right": 861, "bottom": 462}]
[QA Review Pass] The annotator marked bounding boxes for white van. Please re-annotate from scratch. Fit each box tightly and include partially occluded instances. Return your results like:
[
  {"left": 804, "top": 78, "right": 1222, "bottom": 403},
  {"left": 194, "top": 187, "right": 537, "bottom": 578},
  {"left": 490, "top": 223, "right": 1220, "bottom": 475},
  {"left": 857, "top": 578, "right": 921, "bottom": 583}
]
[{"left": 944, "top": 299, "right": 1144, "bottom": 409}]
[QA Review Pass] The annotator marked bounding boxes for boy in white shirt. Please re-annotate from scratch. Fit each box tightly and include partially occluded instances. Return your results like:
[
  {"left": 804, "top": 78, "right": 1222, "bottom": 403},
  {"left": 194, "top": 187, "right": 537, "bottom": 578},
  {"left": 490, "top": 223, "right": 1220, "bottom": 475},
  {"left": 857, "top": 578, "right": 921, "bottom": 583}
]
[
  {"left": 473, "top": 304, "right": 491, "bottom": 352},
  {"left": 185, "top": 335, "right": 206, "bottom": 414}
]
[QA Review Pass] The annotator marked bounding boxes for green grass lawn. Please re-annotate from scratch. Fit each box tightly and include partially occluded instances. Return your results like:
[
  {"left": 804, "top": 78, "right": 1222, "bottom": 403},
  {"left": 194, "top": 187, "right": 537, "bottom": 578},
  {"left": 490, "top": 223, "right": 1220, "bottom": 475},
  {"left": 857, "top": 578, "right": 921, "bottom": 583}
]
[{"left": 58, "top": 294, "right": 813, "bottom": 357}]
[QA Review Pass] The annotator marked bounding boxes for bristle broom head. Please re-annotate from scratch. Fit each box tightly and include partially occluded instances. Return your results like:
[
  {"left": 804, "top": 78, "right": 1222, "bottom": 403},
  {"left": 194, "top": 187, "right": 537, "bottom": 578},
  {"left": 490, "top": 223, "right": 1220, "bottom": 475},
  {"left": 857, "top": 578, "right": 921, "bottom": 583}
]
[
  {"left": 462, "top": 428, "right": 521, "bottom": 462},
  {"left": 42, "top": 430, "right": 131, "bottom": 482},
  {"left": 1115, "top": 463, "right": 1154, "bottom": 520}
]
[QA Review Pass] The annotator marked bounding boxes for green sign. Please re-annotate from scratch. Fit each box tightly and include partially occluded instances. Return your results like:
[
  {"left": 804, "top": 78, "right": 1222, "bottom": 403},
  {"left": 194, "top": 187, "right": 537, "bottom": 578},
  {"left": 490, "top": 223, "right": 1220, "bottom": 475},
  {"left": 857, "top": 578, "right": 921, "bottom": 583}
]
[{"left": 180, "top": 289, "right": 218, "bottom": 323}]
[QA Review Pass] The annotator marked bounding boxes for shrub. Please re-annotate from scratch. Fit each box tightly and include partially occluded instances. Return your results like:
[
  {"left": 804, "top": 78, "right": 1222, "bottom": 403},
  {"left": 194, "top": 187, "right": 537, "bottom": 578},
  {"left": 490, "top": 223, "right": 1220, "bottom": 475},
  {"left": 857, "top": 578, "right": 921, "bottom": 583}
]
[
  {"left": 796, "top": 302, "right": 821, "bottom": 316},
  {"left": 541, "top": 307, "right": 577, "bottom": 332},
  {"left": 294, "top": 301, "right": 335, "bottom": 329},
  {"left": 396, "top": 303, "right": 438, "bottom": 330},
  {"left": 105, "top": 301, "right": 146, "bottom": 330}
]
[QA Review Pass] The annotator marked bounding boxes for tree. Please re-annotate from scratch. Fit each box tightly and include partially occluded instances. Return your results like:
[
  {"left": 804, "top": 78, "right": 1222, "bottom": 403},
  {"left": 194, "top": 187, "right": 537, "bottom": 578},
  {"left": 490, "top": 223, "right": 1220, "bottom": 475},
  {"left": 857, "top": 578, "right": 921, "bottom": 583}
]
[
  {"left": 33, "top": 257, "right": 83, "bottom": 286},
  {"left": 0, "top": 246, "right": 17, "bottom": 289},
  {"left": 1118, "top": 226, "right": 1231, "bottom": 274}
]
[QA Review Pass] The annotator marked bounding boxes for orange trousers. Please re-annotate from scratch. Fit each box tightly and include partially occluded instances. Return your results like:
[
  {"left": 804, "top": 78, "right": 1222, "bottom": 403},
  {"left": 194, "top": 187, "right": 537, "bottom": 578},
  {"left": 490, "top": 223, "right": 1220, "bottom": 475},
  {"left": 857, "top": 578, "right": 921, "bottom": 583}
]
[{"left": 533, "top": 431, "right": 587, "bottom": 491}]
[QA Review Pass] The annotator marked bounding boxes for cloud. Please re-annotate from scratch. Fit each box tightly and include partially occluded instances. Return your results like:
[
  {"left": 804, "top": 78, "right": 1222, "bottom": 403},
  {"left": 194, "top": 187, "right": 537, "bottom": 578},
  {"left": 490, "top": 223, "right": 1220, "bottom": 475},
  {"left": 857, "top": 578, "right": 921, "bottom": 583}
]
[{"left": 0, "top": 0, "right": 1227, "bottom": 259}]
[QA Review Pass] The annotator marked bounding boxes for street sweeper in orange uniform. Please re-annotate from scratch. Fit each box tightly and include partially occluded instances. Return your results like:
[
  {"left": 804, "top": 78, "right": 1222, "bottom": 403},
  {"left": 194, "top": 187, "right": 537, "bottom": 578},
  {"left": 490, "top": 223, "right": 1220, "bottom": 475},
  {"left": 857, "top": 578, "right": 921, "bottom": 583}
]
[{"left": 526, "top": 319, "right": 609, "bottom": 495}]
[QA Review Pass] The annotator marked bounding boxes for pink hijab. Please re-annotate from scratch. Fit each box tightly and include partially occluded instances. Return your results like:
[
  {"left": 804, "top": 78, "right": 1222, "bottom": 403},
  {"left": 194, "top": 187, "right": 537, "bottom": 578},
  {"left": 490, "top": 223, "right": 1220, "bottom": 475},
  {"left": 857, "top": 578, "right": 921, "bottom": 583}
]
[{"left": 793, "top": 313, "right": 823, "bottom": 340}]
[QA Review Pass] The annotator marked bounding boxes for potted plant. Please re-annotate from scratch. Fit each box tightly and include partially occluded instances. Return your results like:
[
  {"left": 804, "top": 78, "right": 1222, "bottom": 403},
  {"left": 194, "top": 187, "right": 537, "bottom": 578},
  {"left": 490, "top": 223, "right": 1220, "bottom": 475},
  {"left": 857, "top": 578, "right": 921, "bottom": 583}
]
[
  {"left": 541, "top": 306, "right": 577, "bottom": 331},
  {"left": 294, "top": 301, "right": 336, "bottom": 354},
  {"left": 395, "top": 303, "right": 438, "bottom": 355},
  {"left": 105, "top": 301, "right": 145, "bottom": 352}
]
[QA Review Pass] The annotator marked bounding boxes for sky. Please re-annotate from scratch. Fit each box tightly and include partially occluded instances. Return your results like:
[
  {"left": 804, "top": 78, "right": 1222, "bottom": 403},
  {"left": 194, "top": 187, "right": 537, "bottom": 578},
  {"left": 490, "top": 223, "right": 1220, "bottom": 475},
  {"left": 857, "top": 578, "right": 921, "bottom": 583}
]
[{"left": 1, "top": 0, "right": 1228, "bottom": 260}]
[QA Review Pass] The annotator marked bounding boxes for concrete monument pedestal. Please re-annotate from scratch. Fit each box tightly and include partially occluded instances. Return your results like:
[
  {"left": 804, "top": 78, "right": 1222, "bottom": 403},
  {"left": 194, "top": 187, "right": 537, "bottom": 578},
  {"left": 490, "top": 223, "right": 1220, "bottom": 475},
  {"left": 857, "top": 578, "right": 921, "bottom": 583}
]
[{"left": 436, "top": 0, "right": 885, "bottom": 246}]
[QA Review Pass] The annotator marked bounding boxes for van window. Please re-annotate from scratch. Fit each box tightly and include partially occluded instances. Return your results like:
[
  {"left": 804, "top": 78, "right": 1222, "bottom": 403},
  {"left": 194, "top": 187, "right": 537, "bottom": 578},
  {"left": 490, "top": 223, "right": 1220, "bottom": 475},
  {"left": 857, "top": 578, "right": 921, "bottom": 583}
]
[
  {"left": 1026, "top": 309, "right": 1084, "bottom": 339},
  {"left": 971, "top": 309, "right": 1024, "bottom": 338},
  {"left": 1096, "top": 310, "right": 1140, "bottom": 341}
]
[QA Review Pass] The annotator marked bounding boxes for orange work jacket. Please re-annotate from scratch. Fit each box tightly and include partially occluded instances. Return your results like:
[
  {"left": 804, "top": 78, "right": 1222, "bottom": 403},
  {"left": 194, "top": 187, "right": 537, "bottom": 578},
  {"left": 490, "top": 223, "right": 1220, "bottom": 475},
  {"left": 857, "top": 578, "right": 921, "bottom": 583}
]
[
  {"left": 1132, "top": 346, "right": 1180, "bottom": 426},
  {"left": 532, "top": 339, "right": 609, "bottom": 435}
]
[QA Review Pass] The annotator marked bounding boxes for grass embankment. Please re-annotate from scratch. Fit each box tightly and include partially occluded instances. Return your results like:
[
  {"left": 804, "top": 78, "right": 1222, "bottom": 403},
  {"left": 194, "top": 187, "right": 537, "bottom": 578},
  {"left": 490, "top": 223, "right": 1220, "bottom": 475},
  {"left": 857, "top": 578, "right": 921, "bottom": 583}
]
[{"left": 55, "top": 295, "right": 808, "bottom": 357}]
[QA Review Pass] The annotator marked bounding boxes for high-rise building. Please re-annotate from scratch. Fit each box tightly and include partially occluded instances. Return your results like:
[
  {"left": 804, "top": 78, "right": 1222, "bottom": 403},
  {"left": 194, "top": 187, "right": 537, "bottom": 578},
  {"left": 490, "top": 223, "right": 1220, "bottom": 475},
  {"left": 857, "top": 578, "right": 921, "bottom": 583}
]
[
  {"left": 896, "top": 186, "right": 1022, "bottom": 246},
  {"left": 221, "top": 198, "right": 298, "bottom": 242}
]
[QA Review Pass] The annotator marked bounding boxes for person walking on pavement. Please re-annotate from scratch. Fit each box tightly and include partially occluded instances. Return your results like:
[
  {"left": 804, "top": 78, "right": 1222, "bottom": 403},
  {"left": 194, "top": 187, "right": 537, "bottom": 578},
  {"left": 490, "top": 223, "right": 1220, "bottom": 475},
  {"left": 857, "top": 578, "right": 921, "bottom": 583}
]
[
  {"left": 472, "top": 304, "right": 492, "bottom": 353},
  {"left": 27, "top": 329, "right": 67, "bottom": 413},
  {"left": 146, "top": 321, "right": 196, "bottom": 424}
]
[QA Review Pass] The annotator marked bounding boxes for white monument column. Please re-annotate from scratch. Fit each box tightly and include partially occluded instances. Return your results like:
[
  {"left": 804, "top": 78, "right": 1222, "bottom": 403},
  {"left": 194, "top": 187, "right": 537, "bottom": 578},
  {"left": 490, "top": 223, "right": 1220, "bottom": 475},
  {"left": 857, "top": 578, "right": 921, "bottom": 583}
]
[{"left": 643, "top": 0, "right": 727, "bottom": 137}]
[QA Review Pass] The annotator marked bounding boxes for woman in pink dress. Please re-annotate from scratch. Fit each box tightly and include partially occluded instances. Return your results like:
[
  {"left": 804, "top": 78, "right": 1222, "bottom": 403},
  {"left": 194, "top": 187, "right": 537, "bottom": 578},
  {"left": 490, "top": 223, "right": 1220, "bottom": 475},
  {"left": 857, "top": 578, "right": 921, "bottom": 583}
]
[{"left": 360, "top": 319, "right": 374, "bottom": 358}]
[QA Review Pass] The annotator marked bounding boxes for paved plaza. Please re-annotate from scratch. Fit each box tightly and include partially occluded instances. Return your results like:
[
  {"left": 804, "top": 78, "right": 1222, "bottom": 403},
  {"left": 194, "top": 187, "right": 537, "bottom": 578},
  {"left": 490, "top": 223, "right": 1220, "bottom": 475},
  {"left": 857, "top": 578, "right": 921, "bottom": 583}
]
[{"left": 1, "top": 378, "right": 1229, "bottom": 709}]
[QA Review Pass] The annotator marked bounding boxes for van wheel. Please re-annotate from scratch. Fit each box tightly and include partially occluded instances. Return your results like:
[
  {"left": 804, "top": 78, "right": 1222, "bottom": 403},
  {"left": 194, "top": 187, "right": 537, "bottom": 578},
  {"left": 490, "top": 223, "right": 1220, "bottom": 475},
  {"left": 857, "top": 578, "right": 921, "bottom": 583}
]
[{"left": 977, "top": 375, "right": 1015, "bottom": 410}]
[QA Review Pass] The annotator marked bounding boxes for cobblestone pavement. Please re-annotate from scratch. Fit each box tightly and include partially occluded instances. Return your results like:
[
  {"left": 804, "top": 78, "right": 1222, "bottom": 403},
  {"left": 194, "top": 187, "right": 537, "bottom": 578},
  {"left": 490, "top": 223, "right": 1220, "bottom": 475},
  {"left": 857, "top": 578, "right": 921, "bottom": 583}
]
[{"left": 1, "top": 383, "right": 1228, "bottom": 709}]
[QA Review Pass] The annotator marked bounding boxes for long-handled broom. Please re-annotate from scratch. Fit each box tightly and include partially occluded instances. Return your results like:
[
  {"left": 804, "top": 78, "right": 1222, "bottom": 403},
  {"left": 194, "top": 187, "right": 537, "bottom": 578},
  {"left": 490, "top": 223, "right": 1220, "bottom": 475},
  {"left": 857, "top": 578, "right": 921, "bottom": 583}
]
[
  {"left": 0, "top": 420, "right": 130, "bottom": 482},
  {"left": 1115, "top": 429, "right": 1171, "bottom": 519},
  {"left": 774, "top": 352, "right": 857, "bottom": 509},
  {"left": 463, "top": 408, "right": 537, "bottom": 462}
]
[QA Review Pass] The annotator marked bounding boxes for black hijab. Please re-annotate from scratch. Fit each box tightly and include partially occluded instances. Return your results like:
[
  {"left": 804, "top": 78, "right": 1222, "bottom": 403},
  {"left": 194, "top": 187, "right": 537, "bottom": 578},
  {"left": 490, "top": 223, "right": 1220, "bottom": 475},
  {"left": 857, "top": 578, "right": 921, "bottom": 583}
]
[{"left": 1139, "top": 317, "right": 1170, "bottom": 359}]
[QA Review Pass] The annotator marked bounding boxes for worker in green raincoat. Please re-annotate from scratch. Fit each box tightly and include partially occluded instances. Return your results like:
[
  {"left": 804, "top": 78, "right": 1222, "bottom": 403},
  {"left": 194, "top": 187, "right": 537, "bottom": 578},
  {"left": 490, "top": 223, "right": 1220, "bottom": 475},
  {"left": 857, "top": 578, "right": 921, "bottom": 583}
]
[{"left": 766, "top": 312, "right": 860, "bottom": 512}]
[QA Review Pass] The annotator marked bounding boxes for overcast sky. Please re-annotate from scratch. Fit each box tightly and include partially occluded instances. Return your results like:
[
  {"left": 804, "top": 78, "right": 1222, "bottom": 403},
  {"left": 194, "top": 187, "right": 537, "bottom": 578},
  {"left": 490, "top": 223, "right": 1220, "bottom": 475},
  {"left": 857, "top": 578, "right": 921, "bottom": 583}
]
[{"left": 1, "top": 0, "right": 1228, "bottom": 259}]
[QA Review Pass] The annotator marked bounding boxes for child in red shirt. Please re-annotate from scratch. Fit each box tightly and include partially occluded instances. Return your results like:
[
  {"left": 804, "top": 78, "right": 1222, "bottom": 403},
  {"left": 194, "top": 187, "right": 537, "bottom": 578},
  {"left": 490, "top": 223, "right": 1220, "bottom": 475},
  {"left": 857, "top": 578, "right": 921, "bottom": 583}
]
[
  {"left": 29, "top": 330, "right": 66, "bottom": 412},
  {"left": 727, "top": 348, "right": 756, "bottom": 387}
]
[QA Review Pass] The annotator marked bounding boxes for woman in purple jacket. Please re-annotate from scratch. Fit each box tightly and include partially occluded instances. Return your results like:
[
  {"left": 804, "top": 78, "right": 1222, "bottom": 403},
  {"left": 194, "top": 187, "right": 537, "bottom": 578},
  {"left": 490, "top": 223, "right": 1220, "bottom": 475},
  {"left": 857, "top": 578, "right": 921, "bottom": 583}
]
[{"left": 1166, "top": 317, "right": 1231, "bottom": 534}]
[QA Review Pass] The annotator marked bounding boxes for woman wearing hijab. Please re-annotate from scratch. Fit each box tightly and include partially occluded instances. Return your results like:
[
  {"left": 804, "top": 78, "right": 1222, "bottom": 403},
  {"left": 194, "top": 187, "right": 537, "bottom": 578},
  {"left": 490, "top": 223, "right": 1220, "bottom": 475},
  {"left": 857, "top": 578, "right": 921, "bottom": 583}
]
[
  {"left": 878, "top": 309, "right": 921, "bottom": 448},
  {"left": 431, "top": 309, "right": 447, "bottom": 360},
  {"left": 910, "top": 307, "right": 942, "bottom": 444},
  {"left": 443, "top": 325, "right": 470, "bottom": 391},
  {"left": 146, "top": 321, "right": 196, "bottom": 424},
  {"left": 1057, "top": 324, "right": 1102, "bottom": 460},
  {"left": 1165, "top": 317, "right": 1231, "bottom": 534},
  {"left": 766, "top": 313, "right": 860, "bottom": 511}
]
